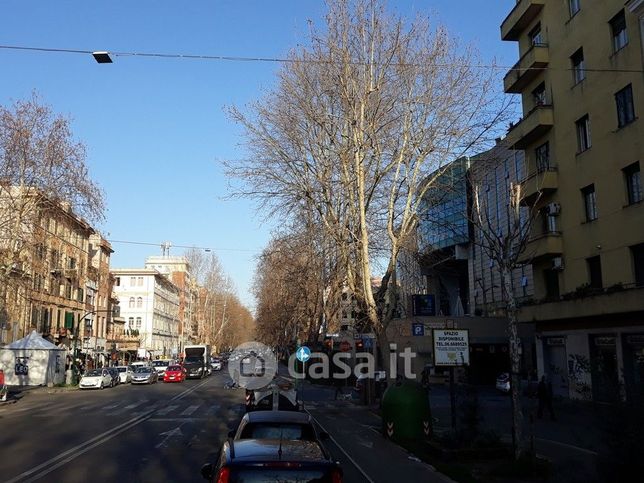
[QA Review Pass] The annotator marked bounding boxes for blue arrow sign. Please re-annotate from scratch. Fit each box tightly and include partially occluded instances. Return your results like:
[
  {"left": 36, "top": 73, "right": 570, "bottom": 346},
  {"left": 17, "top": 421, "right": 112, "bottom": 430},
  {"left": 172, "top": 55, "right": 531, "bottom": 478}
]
[{"left": 296, "top": 346, "right": 311, "bottom": 363}]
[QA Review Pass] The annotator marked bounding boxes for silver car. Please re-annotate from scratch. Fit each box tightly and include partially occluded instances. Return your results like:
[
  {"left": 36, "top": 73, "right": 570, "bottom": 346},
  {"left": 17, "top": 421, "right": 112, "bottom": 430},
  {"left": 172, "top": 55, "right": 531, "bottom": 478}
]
[
  {"left": 116, "top": 366, "right": 133, "bottom": 384},
  {"left": 131, "top": 367, "right": 158, "bottom": 385}
]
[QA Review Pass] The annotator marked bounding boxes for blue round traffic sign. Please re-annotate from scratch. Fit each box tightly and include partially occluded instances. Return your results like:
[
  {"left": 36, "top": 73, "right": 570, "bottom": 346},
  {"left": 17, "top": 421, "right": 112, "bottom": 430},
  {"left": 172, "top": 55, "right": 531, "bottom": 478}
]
[{"left": 296, "top": 346, "right": 311, "bottom": 363}]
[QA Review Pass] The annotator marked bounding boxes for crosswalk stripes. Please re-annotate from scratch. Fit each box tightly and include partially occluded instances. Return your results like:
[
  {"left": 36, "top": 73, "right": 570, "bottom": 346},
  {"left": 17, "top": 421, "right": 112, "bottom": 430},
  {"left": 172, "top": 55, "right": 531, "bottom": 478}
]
[
  {"left": 155, "top": 405, "right": 179, "bottom": 416},
  {"left": 180, "top": 405, "right": 200, "bottom": 416}
]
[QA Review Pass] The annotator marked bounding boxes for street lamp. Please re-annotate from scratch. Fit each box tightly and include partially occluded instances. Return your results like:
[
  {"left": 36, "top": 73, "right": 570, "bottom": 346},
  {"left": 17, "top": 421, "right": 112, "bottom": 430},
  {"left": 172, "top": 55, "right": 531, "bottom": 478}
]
[{"left": 92, "top": 51, "right": 113, "bottom": 63}]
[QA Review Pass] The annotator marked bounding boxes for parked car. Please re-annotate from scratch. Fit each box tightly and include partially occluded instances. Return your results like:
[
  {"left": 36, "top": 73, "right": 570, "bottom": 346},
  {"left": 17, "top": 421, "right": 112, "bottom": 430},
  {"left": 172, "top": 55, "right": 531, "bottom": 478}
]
[
  {"left": 131, "top": 366, "right": 158, "bottom": 385},
  {"left": 202, "top": 439, "right": 342, "bottom": 482},
  {"left": 231, "top": 410, "right": 327, "bottom": 442},
  {"left": 210, "top": 357, "right": 222, "bottom": 371},
  {"left": 163, "top": 365, "right": 186, "bottom": 383},
  {"left": 496, "top": 373, "right": 511, "bottom": 393},
  {"left": 152, "top": 359, "right": 172, "bottom": 380},
  {"left": 106, "top": 367, "right": 120, "bottom": 387},
  {"left": 131, "top": 361, "right": 152, "bottom": 369},
  {"left": 79, "top": 368, "right": 113, "bottom": 390},
  {"left": 116, "top": 366, "right": 133, "bottom": 384}
]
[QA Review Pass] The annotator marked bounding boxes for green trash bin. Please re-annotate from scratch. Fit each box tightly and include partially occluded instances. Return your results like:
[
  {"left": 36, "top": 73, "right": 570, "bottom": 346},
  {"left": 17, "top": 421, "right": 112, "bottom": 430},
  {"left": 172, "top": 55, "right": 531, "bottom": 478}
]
[{"left": 381, "top": 380, "right": 432, "bottom": 442}]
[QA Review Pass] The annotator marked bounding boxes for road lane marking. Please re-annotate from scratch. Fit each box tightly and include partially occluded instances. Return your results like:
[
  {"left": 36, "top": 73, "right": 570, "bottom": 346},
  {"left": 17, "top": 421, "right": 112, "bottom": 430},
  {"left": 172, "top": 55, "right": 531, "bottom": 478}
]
[
  {"left": 535, "top": 437, "right": 599, "bottom": 456},
  {"left": 180, "top": 404, "right": 200, "bottom": 416},
  {"left": 305, "top": 409, "right": 375, "bottom": 483},
  {"left": 155, "top": 426, "right": 184, "bottom": 449},
  {"left": 148, "top": 418, "right": 208, "bottom": 422},
  {"left": 155, "top": 405, "right": 179, "bottom": 416},
  {"left": 4, "top": 377, "right": 215, "bottom": 482},
  {"left": 100, "top": 403, "right": 121, "bottom": 410},
  {"left": 205, "top": 404, "right": 220, "bottom": 415},
  {"left": 124, "top": 400, "right": 148, "bottom": 409},
  {"left": 4, "top": 410, "right": 155, "bottom": 483}
]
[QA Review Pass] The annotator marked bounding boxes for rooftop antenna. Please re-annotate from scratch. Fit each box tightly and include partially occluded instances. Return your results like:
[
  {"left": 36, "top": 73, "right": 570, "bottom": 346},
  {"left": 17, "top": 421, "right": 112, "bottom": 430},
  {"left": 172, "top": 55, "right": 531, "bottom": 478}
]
[{"left": 161, "top": 241, "right": 172, "bottom": 257}]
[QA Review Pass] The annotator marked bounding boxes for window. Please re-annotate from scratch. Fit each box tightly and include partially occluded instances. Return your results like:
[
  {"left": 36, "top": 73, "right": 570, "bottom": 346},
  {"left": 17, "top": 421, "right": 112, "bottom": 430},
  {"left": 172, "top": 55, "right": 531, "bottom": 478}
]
[
  {"left": 615, "top": 84, "right": 635, "bottom": 128},
  {"left": 128, "top": 297, "right": 135, "bottom": 308},
  {"left": 136, "top": 317, "right": 142, "bottom": 329},
  {"left": 67, "top": 257, "right": 76, "bottom": 270},
  {"left": 544, "top": 270, "right": 560, "bottom": 298},
  {"left": 136, "top": 297, "right": 143, "bottom": 308},
  {"left": 587, "top": 256, "right": 603, "bottom": 289},
  {"left": 631, "top": 243, "right": 644, "bottom": 286},
  {"left": 624, "top": 162, "right": 642, "bottom": 204},
  {"left": 571, "top": 48, "right": 585, "bottom": 84},
  {"left": 582, "top": 184, "right": 598, "bottom": 221},
  {"left": 576, "top": 115, "right": 592, "bottom": 152},
  {"left": 128, "top": 317, "right": 134, "bottom": 328},
  {"left": 130, "top": 277, "right": 136, "bottom": 286},
  {"left": 115, "top": 277, "right": 120, "bottom": 287},
  {"left": 535, "top": 142, "right": 550, "bottom": 171},
  {"left": 137, "top": 276, "right": 144, "bottom": 286},
  {"left": 569, "top": 0, "right": 580, "bottom": 17},
  {"left": 532, "top": 83, "right": 546, "bottom": 107},
  {"left": 610, "top": 10, "right": 628, "bottom": 52},
  {"left": 529, "top": 23, "right": 543, "bottom": 45}
]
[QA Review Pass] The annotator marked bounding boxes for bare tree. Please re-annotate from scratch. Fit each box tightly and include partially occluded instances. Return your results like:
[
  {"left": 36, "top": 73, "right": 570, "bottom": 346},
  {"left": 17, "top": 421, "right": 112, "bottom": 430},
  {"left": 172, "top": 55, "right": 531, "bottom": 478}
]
[
  {"left": 469, "top": 146, "right": 542, "bottom": 460},
  {"left": 0, "top": 94, "right": 105, "bottom": 327},
  {"left": 227, "top": 0, "right": 509, "bottom": 372}
]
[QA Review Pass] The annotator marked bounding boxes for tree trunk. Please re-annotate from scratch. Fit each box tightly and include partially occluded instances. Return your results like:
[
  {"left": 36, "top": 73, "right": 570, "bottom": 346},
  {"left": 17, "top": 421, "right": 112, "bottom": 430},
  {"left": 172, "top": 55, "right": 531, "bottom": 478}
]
[{"left": 502, "top": 264, "right": 524, "bottom": 460}]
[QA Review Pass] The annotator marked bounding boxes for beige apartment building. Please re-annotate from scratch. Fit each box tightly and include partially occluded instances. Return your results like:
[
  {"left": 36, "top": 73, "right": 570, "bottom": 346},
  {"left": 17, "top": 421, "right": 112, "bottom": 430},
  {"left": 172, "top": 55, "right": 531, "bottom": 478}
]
[{"left": 502, "top": 0, "right": 644, "bottom": 402}]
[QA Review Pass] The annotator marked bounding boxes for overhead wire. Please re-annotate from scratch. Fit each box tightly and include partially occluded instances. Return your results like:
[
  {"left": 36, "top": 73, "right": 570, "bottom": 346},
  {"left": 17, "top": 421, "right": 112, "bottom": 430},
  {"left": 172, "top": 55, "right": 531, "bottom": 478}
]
[
  {"left": 106, "top": 239, "right": 260, "bottom": 253},
  {"left": 1, "top": 44, "right": 643, "bottom": 74}
]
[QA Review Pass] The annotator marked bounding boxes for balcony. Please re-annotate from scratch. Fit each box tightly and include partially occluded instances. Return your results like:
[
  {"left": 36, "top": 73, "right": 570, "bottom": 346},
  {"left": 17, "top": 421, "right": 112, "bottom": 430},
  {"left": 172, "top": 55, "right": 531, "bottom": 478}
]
[
  {"left": 504, "top": 44, "right": 549, "bottom": 93},
  {"left": 518, "top": 232, "right": 563, "bottom": 263},
  {"left": 501, "top": 0, "right": 546, "bottom": 41},
  {"left": 520, "top": 167, "right": 558, "bottom": 205},
  {"left": 518, "top": 284, "right": 644, "bottom": 323},
  {"left": 505, "top": 105, "right": 553, "bottom": 150}
]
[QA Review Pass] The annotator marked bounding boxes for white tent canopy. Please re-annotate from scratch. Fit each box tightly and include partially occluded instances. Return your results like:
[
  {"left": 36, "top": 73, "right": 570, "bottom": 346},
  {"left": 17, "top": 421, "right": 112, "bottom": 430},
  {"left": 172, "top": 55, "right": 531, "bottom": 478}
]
[{"left": 0, "top": 331, "right": 67, "bottom": 386}]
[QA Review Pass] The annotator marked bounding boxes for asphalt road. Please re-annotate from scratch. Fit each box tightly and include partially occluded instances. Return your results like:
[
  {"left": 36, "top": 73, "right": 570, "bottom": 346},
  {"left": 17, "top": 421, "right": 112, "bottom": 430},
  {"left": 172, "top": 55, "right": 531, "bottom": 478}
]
[
  {"left": 0, "top": 372, "right": 372, "bottom": 483},
  {"left": 0, "top": 371, "right": 243, "bottom": 483}
]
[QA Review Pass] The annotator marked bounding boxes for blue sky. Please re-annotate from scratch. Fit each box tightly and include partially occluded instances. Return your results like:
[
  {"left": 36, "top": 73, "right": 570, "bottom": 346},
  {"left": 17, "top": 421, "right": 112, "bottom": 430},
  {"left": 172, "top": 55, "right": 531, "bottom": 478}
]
[{"left": 0, "top": 1, "right": 517, "bottom": 309}]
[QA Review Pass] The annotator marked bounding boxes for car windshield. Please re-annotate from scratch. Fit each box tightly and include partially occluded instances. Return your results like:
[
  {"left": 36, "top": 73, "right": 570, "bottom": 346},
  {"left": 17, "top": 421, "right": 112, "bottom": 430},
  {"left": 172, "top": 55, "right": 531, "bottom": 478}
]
[
  {"left": 167, "top": 366, "right": 182, "bottom": 371},
  {"left": 84, "top": 370, "right": 101, "bottom": 377},
  {"left": 117, "top": 367, "right": 126, "bottom": 373},
  {"left": 184, "top": 356, "right": 200, "bottom": 363},
  {"left": 153, "top": 361, "right": 168, "bottom": 367},
  {"left": 135, "top": 368, "right": 151, "bottom": 373}
]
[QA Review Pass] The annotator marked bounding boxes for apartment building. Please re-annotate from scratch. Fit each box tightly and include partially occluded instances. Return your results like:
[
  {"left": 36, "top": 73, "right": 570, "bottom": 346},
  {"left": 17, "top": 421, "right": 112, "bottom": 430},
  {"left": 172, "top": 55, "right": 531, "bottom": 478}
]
[
  {"left": 111, "top": 268, "right": 180, "bottom": 359},
  {"left": 501, "top": 0, "right": 644, "bottom": 401},
  {"left": 145, "top": 256, "right": 194, "bottom": 350},
  {"left": 0, "top": 188, "right": 114, "bottom": 360}
]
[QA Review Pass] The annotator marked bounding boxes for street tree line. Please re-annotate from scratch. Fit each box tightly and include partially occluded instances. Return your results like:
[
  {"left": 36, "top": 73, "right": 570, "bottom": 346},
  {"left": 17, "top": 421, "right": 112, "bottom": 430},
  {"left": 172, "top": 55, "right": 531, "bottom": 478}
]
[
  {"left": 185, "top": 248, "right": 254, "bottom": 351},
  {"left": 229, "top": 0, "right": 537, "bottom": 460}
]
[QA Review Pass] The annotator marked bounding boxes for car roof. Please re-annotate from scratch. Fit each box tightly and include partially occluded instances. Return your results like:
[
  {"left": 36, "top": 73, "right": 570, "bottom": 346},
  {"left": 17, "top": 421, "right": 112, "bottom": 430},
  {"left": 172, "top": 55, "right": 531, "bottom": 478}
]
[
  {"left": 242, "top": 410, "right": 312, "bottom": 425},
  {"left": 225, "top": 439, "right": 328, "bottom": 463}
]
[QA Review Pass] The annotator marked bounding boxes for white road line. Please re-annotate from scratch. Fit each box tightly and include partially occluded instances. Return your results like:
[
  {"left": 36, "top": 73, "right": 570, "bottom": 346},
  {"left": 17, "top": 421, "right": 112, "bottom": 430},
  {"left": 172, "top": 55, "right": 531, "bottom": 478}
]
[
  {"left": 155, "top": 405, "right": 179, "bottom": 416},
  {"left": 535, "top": 437, "right": 599, "bottom": 456},
  {"left": 305, "top": 410, "right": 375, "bottom": 483},
  {"left": 100, "top": 403, "right": 121, "bottom": 410},
  {"left": 4, "top": 410, "right": 155, "bottom": 483},
  {"left": 124, "top": 400, "right": 148, "bottom": 410},
  {"left": 180, "top": 404, "right": 200, "bottom": 416},
  {"left": 148, "top": 418, "right": 208, "bottom": 422}
]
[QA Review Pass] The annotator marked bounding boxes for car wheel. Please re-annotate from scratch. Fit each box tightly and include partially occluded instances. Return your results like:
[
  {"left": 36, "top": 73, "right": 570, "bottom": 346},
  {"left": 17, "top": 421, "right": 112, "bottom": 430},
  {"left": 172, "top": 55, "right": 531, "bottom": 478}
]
[{"left": 100, "top": 382, "right": 104, "bottom": 390}]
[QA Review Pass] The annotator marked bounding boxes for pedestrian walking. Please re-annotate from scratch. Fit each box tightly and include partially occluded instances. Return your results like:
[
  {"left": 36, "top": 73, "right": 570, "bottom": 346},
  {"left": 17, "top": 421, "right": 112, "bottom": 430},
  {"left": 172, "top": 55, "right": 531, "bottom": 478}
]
[{"left": 537, "top": 375, "right": 556, "bottom": 420}]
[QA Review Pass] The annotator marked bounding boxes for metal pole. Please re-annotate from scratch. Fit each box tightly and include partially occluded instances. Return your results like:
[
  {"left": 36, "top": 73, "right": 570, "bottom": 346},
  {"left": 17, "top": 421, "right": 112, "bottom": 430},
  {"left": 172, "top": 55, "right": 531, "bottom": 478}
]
[{"left": 450, "top": 366, "right": 457, "bottom": 429}]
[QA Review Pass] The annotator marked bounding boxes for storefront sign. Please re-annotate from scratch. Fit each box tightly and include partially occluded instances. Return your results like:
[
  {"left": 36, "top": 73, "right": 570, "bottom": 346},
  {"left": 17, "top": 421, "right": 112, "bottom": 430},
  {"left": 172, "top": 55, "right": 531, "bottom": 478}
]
[
  {"left": 594, "top": 336, "right": 616, "bottom": 346},
  {"left": 546, "top": 337, "right": 565, "bottom": 346},
  {"left": 432, "top": 329, "right": 470, "bottom": 366},
  {"left": 412, "top": 294, "right": 436, "bottom": 316}
]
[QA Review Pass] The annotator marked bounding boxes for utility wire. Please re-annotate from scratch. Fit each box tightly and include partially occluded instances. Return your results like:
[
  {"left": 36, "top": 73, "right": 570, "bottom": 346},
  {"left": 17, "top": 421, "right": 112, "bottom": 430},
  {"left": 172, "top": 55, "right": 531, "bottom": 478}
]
[
  {"left": 107, "top": 239, "right": 260, "bottom": 253},
  {"left": 1, "top": 44, "right": 643, "bottom": 74}
]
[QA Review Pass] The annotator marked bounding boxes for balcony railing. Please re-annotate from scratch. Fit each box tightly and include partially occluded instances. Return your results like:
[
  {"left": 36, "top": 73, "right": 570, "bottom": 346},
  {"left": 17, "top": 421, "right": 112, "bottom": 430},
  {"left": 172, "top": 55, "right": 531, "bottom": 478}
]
[
  {"left": 506, "top": 104, "right": 554, "bottom": 150},
  {"left": 504, "top": 43, "right": 549, "bottom": 93},
  {"left": 501, "top": 0, "right": 546, "bottom": 41},
  {"left": 518, "top": 231, "right": 563, "bottom": 263},
  {"left": 520, "top": 167, "right": 558, "bottom": 205}
]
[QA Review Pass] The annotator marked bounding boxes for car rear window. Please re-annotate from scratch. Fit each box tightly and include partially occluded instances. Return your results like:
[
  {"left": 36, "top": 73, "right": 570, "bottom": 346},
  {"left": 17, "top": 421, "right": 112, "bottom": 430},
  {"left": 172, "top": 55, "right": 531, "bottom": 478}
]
[
  {"left": 228, "top": 467, "right": 331, "bottom": 482},
  {"left": 240, "top": 423, "right": 315, "bottom": 441},
  {"left": 167, "top": 365, "right": 182, "bottom": 371}
]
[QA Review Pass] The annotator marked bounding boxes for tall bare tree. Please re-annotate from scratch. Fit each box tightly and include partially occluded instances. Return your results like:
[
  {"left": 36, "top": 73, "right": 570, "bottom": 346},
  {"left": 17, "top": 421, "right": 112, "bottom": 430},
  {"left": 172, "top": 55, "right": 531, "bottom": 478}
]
[
  {"left": 0, "top": 94, "right": 105, "bottom": 328},
  {"left": 227, "top": 0, "right": 509, "bottom": 370}
]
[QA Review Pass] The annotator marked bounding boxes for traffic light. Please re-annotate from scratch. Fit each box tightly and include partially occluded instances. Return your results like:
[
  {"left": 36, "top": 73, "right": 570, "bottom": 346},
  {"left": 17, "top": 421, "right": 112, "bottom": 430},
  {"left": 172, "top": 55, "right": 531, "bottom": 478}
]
[{"left": 355, "top": 339, "right": 364, "bottom": 351}]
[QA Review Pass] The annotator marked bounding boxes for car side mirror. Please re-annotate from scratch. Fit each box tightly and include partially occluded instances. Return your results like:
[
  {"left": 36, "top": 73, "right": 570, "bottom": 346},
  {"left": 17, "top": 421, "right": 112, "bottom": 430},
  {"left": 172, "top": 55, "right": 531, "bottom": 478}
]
[
  {"left": 227, "top": 430, "right": 235, "bottom": 439},
  {"left": 319, "top": 431, "right": 330, "bottom": 440},
  {"left": 200, "top": 463, "right": 214, "bottom": 480}
]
